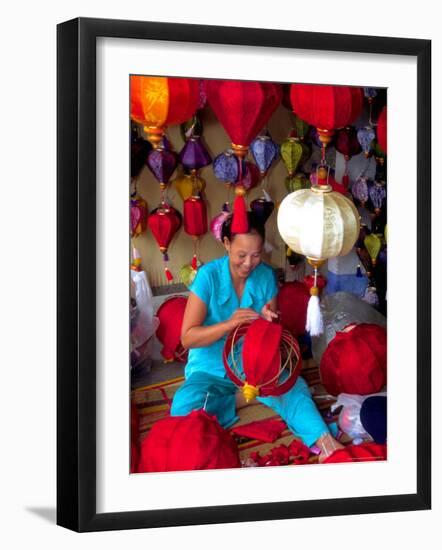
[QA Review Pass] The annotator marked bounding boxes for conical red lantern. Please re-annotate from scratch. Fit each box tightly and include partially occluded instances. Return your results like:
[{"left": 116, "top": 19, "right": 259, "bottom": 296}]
[
  {"left": 206, "top": 80, "right": 282, "bottom": 233},
  {"left": 138, "top": 410, "right": 240, "bottom": 473},
  {"left": 147, "top": 203, "right": 182, "bottom": 281},
  {"left": 131, "top": 76, "right": 200, "bottom": 148},
  {"left": 223, "top": 318, "right": 302, "bottom": 402},
  {"left": 290, "top": 84, "right": 363, "bottom": 155},
  {"left": 377, "top": 106, "right": 387, "bottom": 154},
  {"left": 183, "top": 195, "right": 208, "bottom": 270}
]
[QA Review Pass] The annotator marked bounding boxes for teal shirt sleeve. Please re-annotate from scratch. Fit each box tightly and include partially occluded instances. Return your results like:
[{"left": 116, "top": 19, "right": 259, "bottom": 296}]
[{"left": 189, "top": 265, "right": 212, "bottom": 306}]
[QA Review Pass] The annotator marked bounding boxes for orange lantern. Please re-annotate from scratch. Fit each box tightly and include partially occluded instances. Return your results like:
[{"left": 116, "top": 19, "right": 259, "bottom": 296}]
[{"left": 131, "top": 76, "right": 200, "bottom": 148}]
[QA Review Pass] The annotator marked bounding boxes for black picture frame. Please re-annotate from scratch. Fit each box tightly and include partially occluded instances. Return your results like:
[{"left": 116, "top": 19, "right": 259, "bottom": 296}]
[{"left": 57, "top": 17, "right": 431, "bottom": 532}]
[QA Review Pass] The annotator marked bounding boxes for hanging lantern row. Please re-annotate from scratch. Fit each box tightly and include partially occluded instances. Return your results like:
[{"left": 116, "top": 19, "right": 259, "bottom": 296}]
[{"left": 131, "top": 77, "right": 385, "bottom": 291}]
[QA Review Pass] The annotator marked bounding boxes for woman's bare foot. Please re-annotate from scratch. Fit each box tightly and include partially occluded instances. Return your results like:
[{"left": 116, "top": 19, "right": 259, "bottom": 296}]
[{"left": 316, "top": 433, "right": 345, "bottom": 463}]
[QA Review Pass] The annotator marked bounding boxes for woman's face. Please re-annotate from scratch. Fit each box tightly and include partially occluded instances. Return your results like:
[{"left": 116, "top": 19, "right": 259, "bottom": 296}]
[{"left": 224, "top": 232, "right": 263, "bottom": 280}]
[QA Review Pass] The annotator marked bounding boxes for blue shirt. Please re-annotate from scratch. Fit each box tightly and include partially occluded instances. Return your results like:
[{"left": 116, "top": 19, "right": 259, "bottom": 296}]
[{"left": 184, "top": 255, "right": 278, "bottom": 378}]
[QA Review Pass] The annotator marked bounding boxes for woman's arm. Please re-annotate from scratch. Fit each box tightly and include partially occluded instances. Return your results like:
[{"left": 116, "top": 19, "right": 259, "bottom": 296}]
[{"left": 181, "top": 292, "right": 259, "bottom": 349}]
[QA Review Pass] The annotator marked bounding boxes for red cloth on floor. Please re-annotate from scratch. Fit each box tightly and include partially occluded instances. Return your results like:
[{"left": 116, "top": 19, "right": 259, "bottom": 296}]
[
  {"left": 230, "top": 419, "right": 287, "bottom": 443},
  {"left": 323, "top": 442, "right": 387, "bottom": 464}
]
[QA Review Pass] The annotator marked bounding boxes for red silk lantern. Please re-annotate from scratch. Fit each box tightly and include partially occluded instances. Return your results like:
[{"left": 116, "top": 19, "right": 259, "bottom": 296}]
[
  {"left": 131, "top": 76, "right": 200, "bottom": 148},
  {"left": 206, "top": 80, "right": 282, "bottom": 154},
  {"left": 147, "top": 203, "right": 182, "bottom": 281},
  {"left": 156, "top": 295, "right": 188, "bottom": 362},
  {"left": 183, "top": 195, "right": 208, "bottom": 269},
  {"left": 377, "top": 106, "right": 387, "bottom": 154},
  {"left": 290, "top": 84, "right": 363, "bottom": 150},
  {"left": 206, "top": 80, "right": 282, "bottom": 233},
  {"left": 277, "top": 281, "right": 310, "bottom": 337},
  {"left": 320, "top": 323, "right": 387, "bottom": 396},
  {"left": 183, "top": 196, "right": 208, "bottom": 236},
  {"left": 138, "top": 410, "right": 240, "bottom": 472},
  {"left": 223, "top": 318, "right": 302, "bottom": 402},
  {"left": 323, "top": 442, "right": 387, "bottom": 464}
]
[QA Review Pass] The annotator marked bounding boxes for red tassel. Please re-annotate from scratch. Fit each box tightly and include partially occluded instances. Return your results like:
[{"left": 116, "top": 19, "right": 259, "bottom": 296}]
[
  {"left": 231, "top": 192, "right": 248, "bottom": 233},
  {"left": 342, "top": 174, "right": 349, "bottom": 189},
  {"left": 191, "top": 254, "right": 198, "bottom": 270},
  {"left": 164, "top": 266, "right": 174, "bottom": 281}
]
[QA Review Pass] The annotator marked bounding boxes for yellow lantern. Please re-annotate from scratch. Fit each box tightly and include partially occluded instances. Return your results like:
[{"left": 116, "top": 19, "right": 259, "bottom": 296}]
[
  {"left": 364, "top": 233, "right": 382, "bottom": 267},
  {"left": 277, "top": 178, "right": 360, "bottom": 335},
  {"left": 174, "top": 172, "right": 206, "bottom": 201}
]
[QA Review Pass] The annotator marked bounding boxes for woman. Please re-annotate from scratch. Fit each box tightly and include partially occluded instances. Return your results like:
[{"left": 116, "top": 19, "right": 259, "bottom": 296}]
[{"left": 171, "top": 212, "right": 342, "bottom": 461}]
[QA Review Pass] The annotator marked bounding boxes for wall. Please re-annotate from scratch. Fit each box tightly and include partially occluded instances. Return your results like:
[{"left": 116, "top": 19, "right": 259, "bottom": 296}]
[{"left": 0, "top": 1, "right": 440, "bottom": 549}]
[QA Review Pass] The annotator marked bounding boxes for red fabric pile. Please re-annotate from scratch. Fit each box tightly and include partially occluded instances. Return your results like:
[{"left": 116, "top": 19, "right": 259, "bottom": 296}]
[
  {"left": 230, "top": 419, "right": 287, "bottom": 443},
  {"left": 249, "top": 439, "right": 311, "bottom": 467}
]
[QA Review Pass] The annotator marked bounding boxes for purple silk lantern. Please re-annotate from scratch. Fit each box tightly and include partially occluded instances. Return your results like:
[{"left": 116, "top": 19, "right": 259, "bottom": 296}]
[
  {"left": 357, "top": 127, "right": 376, "bottom": 157},
  {"left": 250, "top": 135, "right": 279, "bottom": 175},
  {"left": 351, "top": 176, "right": 369, "bottom": 206},
  {"left": 179, "top": 136, "right": 211, "bottom": 171},
  {"left": 213, "top": 150, "right": 241, "bottom": 183},
  {"left": 368, "top": 181, "right": 387, "bottom": 214},
  {"left": 210, "top": 203, "right": 231, "bottom": 241},
  {"left": 250, "top": 190, "right": 274, "bottom": 224},
  {"left": 146, "top": 147, "right": 178, "bottom": 189}
]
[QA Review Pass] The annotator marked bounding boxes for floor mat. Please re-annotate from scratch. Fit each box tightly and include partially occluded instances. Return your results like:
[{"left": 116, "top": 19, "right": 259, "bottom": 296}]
[{"left": 132, "top": 360, "right": 343, "bottom": 466}]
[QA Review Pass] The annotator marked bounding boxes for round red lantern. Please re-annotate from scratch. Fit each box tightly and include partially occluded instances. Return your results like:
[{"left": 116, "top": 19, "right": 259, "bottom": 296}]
[
  {"left": 323, "top": 442, "right": 387, "bottom": 464},
  {"left": 137, "top": 410, "right": 241, "bottom": 472},
  {"left": 156, "top": 295, "right": 188, "bottom": 362},
  {"left": 147, "top": 202, "right": 182, "bottom": 281},
  {"left": 290, "top": 84, "right": 363, "bottom": 150},
  {"left": 183, "top": 195, "right": 208, "bottom": 270},
  {"left": 223, "top": 318, "right": 302, "bottom": 402},
  {"left": 131, "top": 76, "right": 200, "bottom": 148},
  {"left": 320, "top": 323, "right": 387, "bottom": 396},
  {"left": 377, "top": 106, "right": 387, "bottom": 154},
  {"left": 277, "top": 281, "right": 310, "bottom": 337}
]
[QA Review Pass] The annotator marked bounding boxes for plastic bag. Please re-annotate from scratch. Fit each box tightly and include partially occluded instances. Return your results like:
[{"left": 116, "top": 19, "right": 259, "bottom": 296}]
[
  {"left": 331, "top": 392, "right": 386, "bottom": 443},
  {"left": 130, "top": 270, "right": 159, "bottom": 368}
]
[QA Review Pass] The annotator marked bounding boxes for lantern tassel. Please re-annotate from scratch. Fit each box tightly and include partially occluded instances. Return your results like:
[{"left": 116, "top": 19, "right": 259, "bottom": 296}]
[
  {"left": 163, "top": 252, "right": 173, "bottom": 282},
  {"left": 305, "top": 269, "right": 324, "bottom": 336},
  {"left": 231, "top": 185, "right": 248, "bottom": 233},
  {"left": 191, "top": 254, "right": 198, "bottom": 270}
]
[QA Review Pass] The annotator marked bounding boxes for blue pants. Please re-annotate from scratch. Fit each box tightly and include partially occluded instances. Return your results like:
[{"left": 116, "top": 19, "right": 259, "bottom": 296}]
[{"left": 171, "top": 371, "right": 332, "bottom": 447}]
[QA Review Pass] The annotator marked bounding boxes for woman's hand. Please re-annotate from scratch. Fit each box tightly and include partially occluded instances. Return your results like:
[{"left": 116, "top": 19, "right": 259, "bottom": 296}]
[
  {"left": 225, "top": 308, "right": 259, "bottom": 331},
  {"left": 260, "top": 299, "right": 279, "bottom": 322}
]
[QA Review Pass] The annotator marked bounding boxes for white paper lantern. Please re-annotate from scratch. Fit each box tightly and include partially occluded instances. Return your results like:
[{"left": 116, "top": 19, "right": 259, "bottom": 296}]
[
  {"left": 277, "top": 181, "right": 360, "bottom": 336},
  {"left": 277, "top": 184, "right": 360, "bottom": 262}
]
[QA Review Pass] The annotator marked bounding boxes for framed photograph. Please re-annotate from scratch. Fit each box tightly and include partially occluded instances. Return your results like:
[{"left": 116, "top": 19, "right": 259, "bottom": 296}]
[{"left": 57, "top": 17, "right": 431, "bottom": 532}]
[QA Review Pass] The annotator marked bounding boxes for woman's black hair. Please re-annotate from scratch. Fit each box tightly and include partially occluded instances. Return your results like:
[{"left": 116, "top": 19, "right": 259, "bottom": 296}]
[{"left": 221, "top": 211, "right": 265, "bottom": 243}]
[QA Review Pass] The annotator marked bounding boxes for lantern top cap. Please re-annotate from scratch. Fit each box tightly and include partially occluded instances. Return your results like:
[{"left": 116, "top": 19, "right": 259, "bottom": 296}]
[{"left": 311, "top": 183, "right": 333, "bottom": 194}]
